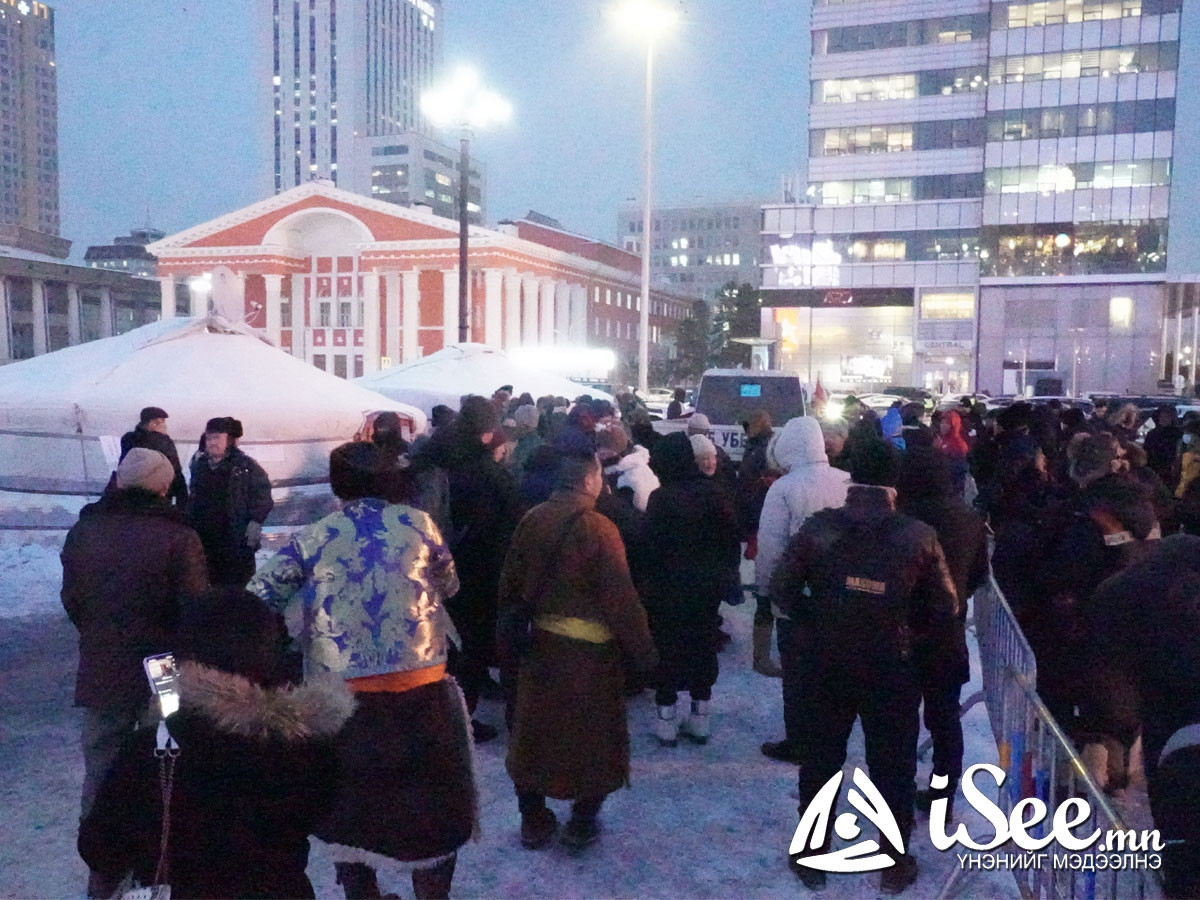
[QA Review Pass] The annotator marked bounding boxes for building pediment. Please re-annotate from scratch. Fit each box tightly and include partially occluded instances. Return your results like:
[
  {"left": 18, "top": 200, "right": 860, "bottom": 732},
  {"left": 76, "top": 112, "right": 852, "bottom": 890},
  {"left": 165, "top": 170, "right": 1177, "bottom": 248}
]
[{"left": 147, "top": 181, "right": 461, "bottom": 255}]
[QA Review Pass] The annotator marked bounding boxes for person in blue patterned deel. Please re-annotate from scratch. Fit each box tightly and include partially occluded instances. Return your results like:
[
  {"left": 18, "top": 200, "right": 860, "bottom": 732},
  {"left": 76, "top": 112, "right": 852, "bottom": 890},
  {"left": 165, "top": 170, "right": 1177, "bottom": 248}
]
[{"left": 250, "top": 441, "right": 476, "bottom": 900}]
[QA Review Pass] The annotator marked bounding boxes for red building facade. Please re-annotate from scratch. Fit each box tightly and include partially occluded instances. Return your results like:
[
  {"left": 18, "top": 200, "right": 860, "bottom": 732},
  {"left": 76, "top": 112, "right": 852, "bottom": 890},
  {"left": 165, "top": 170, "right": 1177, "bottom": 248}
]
[{"left": 149, "top": 181, "right": 691, "bottom": 379}]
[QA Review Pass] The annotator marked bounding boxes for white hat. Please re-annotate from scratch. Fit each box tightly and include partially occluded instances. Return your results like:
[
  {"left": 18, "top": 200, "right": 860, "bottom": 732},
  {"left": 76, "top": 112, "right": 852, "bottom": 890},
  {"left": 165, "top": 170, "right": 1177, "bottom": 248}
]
[
  {"left": 690, "top": 433, "right": 717, "bottom": 460},
  {"left": 687, "top": 413, "right": 712, "bottom": 435}
]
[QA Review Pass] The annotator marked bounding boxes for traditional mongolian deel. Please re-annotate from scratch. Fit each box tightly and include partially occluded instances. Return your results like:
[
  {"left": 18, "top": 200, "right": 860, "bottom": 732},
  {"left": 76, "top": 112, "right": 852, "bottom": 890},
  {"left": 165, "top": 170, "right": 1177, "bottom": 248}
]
[{"left": 250, "top": 498, "right": 459, "bottom": 680}]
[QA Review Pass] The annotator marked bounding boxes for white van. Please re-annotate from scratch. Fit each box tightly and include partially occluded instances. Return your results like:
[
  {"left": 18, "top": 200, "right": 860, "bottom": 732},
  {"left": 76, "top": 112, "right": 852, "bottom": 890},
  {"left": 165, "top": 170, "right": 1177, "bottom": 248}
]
[{"left": 653, "top": 369, "right": 807, "bottom": 462}]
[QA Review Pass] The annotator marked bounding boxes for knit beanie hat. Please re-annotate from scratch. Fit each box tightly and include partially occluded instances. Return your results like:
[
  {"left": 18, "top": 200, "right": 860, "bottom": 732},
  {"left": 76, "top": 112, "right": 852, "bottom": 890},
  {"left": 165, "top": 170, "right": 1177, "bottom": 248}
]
[
  {"left": 116, "top": 448, "right": 175, "bottom": 495},
  {"left": 595, "top": 424, "right": 630, "bottom": 462},
  {"left": 690, "top": 433, "right": 717, "bottom": 461},
  {"left": 514, "top": 404, "right": 540, "bottom": 430}
]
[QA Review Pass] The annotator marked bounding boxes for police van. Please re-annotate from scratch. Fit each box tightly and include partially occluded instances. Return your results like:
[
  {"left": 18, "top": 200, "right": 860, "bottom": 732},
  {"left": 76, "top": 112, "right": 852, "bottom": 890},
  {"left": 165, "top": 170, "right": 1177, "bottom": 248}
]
[{"left": 652, "top": 369, "right": 807, "bottom": 463}]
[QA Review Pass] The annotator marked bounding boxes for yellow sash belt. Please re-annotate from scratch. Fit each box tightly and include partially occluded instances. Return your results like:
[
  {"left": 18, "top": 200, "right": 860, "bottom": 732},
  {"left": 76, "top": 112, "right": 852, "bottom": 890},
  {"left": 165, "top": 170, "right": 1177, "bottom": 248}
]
[{"left": 534, "top": 614, "right": 613, "bottom": 644}]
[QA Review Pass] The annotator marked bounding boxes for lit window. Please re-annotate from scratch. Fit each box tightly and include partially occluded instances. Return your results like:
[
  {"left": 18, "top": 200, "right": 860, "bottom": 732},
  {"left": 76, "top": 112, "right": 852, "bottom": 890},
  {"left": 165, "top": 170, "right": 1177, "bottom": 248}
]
[
  {"left": 920, "top": 292, "right": 974, "bottom": 320},
  {"left": 679, "top": 237, "right": 689, "bottom": 249},
  {"left": 1110, "top": 296, "right": 1133, "bottom": 330},
  {"left": 435, "top": 173, "right": 451, "bottom": 186}
]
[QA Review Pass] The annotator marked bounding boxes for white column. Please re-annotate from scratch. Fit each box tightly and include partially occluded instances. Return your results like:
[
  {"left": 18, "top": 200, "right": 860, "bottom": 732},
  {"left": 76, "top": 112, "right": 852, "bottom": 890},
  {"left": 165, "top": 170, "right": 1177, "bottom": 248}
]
[
  {"left": 157, "top": 275, "right": 176, "bottom": 320},
  {"left": 539, "top": 277, "right": 556, "bottom": 345},
  {"left": 521, "top": 275, "right": 539, "bottom": 345},
  {"left": 554, "top": 281, "right": 570, "bottom": 344},
  {"left": 189, "top": 280, "right": 208, "bottom": 317},
  {"left": 384, "top": 272, "right": 401, "bottom": 365},
  {"left": 263, "top": 274, "right": 283, "bottom": 347},
  {"left": 0, "top": 277, "right": 11, "bottom": 360},
  {"left": 67, "top": 284, "right": 81, "bottom": 345},
  {"left": 1161, "top": 312, "right": 1171, "bottom": 381},
  {"left": 232, "top": 274, "right": 247, "bottom": 322},
  {"left": 503, "top": 271, "right": 521, "bottom": 349},
  {"left": 1192, "top": 300, "right": 1199, "bottom": 393},
  {"left": 31, "top": 278, "right": 47, "bottom": 355},
  {"left": 1176, "top": 299, "right": 1184, "bottom": 386},
  {"left": 401, "top": 269, "right": 420, "bottom": 362},
  {"left": 442, "top": 269, "right": 458, "bottom": 348},
  {"left": 361, "top": 271, "right": 381, "bottom": 374},
  {"left": 99, "top": 286, "right": 114, "bottom": 337},
  {"left": 483, "top": 268, "right": 503, "bottom": 347},
  {"left": 570, "top": 284, "right": 588, "bottom": 343}
]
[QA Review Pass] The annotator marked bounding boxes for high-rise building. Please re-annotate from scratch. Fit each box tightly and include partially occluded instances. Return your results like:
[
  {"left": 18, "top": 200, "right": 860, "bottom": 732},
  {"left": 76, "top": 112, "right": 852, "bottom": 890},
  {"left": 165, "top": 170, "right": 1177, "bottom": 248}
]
[
  {"left": 761, "top": 0, "right": 1192, "bottom": 397},
  {"left": 0, "top": 0, "right": 66, "bottom": 259},
  {"left": 262, "top": 0, "right": 483, "bottom": 221},
  {"left": 616, "top": 201, "right": 764, "bottom": 301},
  {"left": 977, "top": 0, "right": 1183, "bottom": 396}
]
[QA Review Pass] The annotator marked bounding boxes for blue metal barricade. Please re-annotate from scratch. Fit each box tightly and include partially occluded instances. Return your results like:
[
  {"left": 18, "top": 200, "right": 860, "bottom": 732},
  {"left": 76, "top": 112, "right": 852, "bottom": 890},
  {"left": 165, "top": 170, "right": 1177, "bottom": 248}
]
[{"left": 940, "top": 577, "right": 1160, "bottom": 900}]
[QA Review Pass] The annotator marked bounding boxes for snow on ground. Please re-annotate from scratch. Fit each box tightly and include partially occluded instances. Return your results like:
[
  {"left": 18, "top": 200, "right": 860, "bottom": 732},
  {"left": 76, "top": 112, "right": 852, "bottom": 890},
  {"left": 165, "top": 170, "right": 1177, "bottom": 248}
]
[
  {"left": 1, "top": 546, "right": 1021, "bottom": 899},
  {"left": 0, "top": 530, "right": 72, "bottom": 619}
]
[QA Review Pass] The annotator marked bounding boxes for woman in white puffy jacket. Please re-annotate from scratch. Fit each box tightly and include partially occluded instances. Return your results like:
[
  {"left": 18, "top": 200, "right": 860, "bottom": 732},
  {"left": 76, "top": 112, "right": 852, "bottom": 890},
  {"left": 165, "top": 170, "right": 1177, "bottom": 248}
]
[
  {"left": 604, "top": 443, "right": 661, "bottom": 512},
  {"left": 754, "top": 415, "right": 851, "bottom": 764}
]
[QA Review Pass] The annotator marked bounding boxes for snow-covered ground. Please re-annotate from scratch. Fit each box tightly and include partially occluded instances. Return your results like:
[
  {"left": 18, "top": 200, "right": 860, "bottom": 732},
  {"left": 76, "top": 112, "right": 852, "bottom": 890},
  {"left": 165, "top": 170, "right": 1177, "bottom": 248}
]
[{"left": 1, "top": 535, "right": 1019, "bottom": 899}]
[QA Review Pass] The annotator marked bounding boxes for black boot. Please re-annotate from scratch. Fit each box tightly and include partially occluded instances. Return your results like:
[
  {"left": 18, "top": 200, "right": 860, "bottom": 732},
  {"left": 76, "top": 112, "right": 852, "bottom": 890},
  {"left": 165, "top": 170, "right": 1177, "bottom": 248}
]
[
  {"left": 915, "top": 778, "right": 957, "bottom": 815},
  {"left": 520, "top": 807, "right": 558, "bottom": 849},
  {"left": 412, "top": 854, "right": 456, "bottom": 900},
  {"left": 335, "top": 862, "right": 383, "bottom": 900},
  {"left": 880, "top": 854, "right": 919, "bottom": 895},
  {"left": 761, "top": 739, "right": 804, "bottom": 764},
  {"left": 789, "top": 856, "right": 827, "bottom": 892},
  {"left": 471, "top": 719, "right": 498, "bottom": 743}
]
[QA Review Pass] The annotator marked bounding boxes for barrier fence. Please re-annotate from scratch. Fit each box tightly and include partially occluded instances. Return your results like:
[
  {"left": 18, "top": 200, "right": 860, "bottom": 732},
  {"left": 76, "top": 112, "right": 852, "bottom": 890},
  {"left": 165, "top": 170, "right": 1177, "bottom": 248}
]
[{"left": 941, "top": 577, "right": 1160, "bottom": 900}]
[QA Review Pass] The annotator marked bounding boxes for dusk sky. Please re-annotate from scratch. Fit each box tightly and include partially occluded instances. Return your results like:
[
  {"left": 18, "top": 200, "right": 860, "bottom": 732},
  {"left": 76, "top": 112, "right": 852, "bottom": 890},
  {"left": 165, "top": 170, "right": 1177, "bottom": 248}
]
[{"left": 53, "top": 0, "right": 810, "bottom": 257}]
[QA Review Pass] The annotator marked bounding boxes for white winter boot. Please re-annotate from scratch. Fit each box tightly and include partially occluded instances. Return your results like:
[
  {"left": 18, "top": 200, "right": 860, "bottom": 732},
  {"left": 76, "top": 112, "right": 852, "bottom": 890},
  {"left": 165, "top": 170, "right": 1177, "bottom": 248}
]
[
  {"left": 681, "top": 699, "right": 711, "bottom": 744},
  {"left": 654, "top": 704, "right": 679, "bottom": 747}
]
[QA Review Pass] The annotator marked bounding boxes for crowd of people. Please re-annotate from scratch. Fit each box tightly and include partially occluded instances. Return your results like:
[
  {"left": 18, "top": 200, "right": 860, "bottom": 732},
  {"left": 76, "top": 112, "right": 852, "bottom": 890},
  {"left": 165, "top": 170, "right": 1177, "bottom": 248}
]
[{"left": 55, "top": 388, "right": 1200, "bottom": 898}]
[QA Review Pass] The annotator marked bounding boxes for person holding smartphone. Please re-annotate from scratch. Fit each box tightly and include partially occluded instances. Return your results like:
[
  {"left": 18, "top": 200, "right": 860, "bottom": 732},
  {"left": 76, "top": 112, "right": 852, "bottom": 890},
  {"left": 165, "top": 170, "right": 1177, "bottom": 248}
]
[{"left": 78, "top": 589, "right": 353, "bottom": 899}]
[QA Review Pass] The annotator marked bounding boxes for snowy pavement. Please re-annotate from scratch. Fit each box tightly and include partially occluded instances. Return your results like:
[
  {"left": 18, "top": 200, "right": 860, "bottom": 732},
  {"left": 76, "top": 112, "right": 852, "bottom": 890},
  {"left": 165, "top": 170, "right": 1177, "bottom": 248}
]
[{"left": 1, "top": 536, "right": 1018, "bottom": 899}]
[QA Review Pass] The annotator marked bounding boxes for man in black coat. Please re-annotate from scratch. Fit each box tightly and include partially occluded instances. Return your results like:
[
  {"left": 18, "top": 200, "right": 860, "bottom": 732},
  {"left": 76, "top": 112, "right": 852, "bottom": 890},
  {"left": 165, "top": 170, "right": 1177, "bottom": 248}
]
[
  {"left": 1144, "top": 405, "right": 1183, "bottom": 487},
  {"left": 61, "top": 448, "right": 209, "bottom": 896},
  {"left": 433, "top": 396, "right": 522, "bottom": 741},
  {"left": 772, "top": 440, "right": 958, "bottom": 895},
  {"left": 1082, "top": 535, "right": 1200, "bottom": 897},
  {"left": 188, "top": 417, "right": 274, "bottom": 588},
  {"left": 118, "top": 406, "right": 188, "bottom": 507},
  {"left": 897, "top": 448, "right": 989, "bottom": 816},
  {"left": 1033, "top": 434, "right": 1157, "bottom": 731}
]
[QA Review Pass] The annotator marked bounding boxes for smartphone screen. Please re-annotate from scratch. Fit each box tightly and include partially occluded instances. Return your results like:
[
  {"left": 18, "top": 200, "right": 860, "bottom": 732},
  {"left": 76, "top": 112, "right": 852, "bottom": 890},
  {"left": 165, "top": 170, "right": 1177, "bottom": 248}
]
[{"left": 143, "top": 653, "right": 181, "bottom": 718}]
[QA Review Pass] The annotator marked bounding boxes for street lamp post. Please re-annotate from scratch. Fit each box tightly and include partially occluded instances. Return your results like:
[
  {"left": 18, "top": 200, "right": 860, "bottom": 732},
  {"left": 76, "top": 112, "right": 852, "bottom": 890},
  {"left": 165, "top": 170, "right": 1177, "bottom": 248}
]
[
  {"left": 422, "top": 68, "right": 511, "bottom": 344},
  {"left": 612, "top": 0, "right": 679, "bottom": 394}
]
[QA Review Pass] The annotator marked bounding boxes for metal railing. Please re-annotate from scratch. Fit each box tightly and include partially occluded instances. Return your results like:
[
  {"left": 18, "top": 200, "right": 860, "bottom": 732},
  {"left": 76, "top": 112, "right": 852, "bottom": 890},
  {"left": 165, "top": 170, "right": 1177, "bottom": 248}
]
[{"left": 941, "top": 577, "right": 1160, "bottom": 900}]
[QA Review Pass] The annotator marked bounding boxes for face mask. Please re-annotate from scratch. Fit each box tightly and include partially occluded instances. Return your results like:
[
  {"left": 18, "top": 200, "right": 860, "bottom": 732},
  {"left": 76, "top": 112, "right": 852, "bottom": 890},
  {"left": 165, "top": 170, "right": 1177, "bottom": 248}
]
[{"left": 1185, "top": 434, "right": 1194, "bottom": 445}]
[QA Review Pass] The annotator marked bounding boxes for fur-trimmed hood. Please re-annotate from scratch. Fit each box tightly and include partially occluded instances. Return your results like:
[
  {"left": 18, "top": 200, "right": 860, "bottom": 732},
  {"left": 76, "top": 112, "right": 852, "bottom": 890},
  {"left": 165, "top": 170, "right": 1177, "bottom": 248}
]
[{"left": 178, "top": 662, "right": 356, "bottom": 742}]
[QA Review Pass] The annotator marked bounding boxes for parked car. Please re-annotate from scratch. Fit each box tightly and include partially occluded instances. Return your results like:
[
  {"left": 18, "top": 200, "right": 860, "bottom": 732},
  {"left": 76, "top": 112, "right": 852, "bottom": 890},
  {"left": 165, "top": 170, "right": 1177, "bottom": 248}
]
[
  {"left": 652, "top": 369, "right": 807, "bottom": 462},
  {"left": 881, "top": 386, "right": 936, "bottom": 410}
]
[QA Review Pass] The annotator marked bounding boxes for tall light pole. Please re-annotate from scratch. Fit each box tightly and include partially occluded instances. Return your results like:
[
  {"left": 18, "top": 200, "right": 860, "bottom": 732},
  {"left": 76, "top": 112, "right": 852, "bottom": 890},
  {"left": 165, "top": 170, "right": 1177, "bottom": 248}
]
[
  {"left": 422, "top": 67, "right": 511, "bottom": 344},
  {"left": 612, "top": 0, "right": 679, "bottom": 394}
]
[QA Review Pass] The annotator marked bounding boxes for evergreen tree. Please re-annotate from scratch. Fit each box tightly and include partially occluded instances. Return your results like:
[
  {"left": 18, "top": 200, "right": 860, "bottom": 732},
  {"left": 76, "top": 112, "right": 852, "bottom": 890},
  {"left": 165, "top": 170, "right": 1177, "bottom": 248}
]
[{"left": 709, "top": 281, "right": 763, "bottom": 368}]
